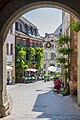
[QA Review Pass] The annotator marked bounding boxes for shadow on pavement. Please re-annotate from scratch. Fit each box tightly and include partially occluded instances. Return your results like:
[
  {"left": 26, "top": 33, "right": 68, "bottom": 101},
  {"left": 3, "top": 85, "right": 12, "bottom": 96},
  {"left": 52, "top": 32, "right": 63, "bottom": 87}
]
[
  {"left": 32, "top": 89, "right": 57, "bottom": 119},
  {"left": 32, "top": 88, "right": 80, "bottom": 120}
]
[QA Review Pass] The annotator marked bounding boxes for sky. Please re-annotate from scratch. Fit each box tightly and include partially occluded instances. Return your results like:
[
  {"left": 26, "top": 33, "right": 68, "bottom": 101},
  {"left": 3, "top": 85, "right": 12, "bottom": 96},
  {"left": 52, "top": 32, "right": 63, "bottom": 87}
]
[{"left": 23, "top": 8, "right": 62, "bottom": 37}]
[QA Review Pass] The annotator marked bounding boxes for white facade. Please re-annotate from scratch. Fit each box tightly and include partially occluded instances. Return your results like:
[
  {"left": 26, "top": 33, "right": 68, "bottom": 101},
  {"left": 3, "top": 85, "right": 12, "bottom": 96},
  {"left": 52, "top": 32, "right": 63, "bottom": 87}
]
[
  {"left": 62, "top": 11, "right": 70, "bottom": 35},
  {"left": 6, "top": 23, "right": 15, "bottom": 84},
  {"left": 42, "top": 34, "right": 58, "bottom": 74}
]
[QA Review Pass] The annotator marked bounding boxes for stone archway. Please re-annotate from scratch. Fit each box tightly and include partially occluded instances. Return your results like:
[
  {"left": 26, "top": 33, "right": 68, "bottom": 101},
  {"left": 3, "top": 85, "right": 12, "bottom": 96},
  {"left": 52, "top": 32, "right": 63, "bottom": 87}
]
[{"left": 0, "top": 0, "right": 80, "bottom": 117}]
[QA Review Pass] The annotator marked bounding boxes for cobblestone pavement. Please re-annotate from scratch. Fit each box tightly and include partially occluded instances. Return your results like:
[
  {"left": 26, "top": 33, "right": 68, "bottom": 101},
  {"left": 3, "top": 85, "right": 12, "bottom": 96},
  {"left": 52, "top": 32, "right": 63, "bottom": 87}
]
[{"left": 1, "top": 81, "right": 80, "bottom": 120}]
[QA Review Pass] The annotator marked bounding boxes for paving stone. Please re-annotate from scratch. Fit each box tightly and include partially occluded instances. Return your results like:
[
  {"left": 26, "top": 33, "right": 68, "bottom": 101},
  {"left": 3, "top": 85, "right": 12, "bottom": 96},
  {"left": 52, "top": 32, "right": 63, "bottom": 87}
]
[{"left": 2, "top": 81, "right": 80, "bottom": 120}]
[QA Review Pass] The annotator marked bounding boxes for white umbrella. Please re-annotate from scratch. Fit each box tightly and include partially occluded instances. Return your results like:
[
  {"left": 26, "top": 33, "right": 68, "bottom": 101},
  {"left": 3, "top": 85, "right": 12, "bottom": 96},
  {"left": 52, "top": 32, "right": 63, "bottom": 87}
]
[
  {"left": 25, "top": 68, "right": 38, "bottom": 72},
  {"left": 48, "top": 66, "right": 57, "bottom": 72}
]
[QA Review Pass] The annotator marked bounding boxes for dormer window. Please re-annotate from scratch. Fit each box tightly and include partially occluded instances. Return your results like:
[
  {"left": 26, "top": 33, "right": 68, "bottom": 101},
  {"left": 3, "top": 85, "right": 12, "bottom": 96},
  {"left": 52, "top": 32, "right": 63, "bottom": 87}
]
[
  {"left": 34, "top": 29, "right": 38, "bottom": 36},
  {"left": 24, "top": 23, "right": 28, "bottom": 33},
  {"left": 51, "top": 39, "right": 54, "bottom": 42},
  {"left": 30, "top": 26, "right": 33, "bottom": 35}
]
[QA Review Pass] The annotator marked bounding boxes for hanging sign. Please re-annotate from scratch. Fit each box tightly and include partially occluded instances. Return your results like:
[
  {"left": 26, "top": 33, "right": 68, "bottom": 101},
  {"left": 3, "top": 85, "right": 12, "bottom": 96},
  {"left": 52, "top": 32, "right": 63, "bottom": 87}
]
[{"left": 46, "top": 41, "right": 51, "bottom": 48}]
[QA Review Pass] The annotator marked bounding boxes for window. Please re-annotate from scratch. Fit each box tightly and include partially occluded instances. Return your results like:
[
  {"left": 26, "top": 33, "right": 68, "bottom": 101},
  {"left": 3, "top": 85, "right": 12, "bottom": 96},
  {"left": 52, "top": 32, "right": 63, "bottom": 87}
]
[
  {"left": 6, "top": 43, "right": 9, "bottom": 55},
  {"left": 22, "top": 40, "right": 27, "bottom": 46},
  {"left": 30, "top": 42, "right": 32, "bottom": 47},
  {"left": 59, "top": 29, "right": 62, "bottom": 35},
  {"left": 51, "top": 53, "right": 56, "bottom": 59},
  {"left": 25, "top": 23, "right": 28, "bottom": 33},
  {"left": 57, "top": 64, "right": 61, "bottom": 67},
  {"left": 60, "top": 28, "right": 62, "bottom": 33},
  {"left": 44, "top": 53, "right": 47, "bottom": 59},
  {"left": 44, "top": 44, "right": 47, "bottom": 49},
  {"left": 51, "top": 44, "right": 54, "bottom": 49},
  {"left": 20, "top": 24, "right": 22, "bottom": 32},
  {"left": 18, "top": 23, "right": 22, "bottom": 32},
  {"left": 28, "top": 27, "right": 31, "bottom": 34},
  {"left": 34, "top": 29, "right": 38, "bottom": 36},
  {"left": 15, "top": 22, "right": 18, "bottom": 31},
  {"left": 30, "top": 26, "right": 33, "bottom": 35},
  {"left": 15, "top": 22, "right": 22, "bottom": 32},
  {"left": 32, "top": 42, "right": 35, "bottom": 48},
  {"left": 50, "top": 39, "right": 54, "bottom": 42},
  {"left": 35, "top": 42, "right": 39, "bottom": 47},
  {"left": 10, "top": 44, "right": 13, "bottom": 55},
  {"left": 16, "top": 38, "right": 20, "bottom": 44}
]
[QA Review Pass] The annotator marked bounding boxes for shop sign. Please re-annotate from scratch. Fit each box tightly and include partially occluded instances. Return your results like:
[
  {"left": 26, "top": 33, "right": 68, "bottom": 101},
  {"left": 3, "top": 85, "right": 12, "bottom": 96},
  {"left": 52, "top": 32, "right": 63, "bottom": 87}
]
[{"left": 46, "top": 41, "right": 51, "bottom": 48}]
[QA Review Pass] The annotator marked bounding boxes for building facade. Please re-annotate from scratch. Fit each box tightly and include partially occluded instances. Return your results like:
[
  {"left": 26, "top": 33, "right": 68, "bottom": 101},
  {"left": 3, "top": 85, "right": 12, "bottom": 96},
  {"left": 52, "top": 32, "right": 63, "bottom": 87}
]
[
  {"left": 15, "top": 16, "right": 43, "bottom": 78},
  {"left": 42, "top": 24, "right": 62, "bottom": 74},
  {"left": 15, "top": 16, "right": 42, "bottom": 48},
  {"left": 6, "top": 16, "right": 43, "bottom": 83},
  {"left": 6, "top": 23, "right": 15, "bottom": 84},
  {"left": 62, "top": 11, "right": 77, "bottom": 95}
]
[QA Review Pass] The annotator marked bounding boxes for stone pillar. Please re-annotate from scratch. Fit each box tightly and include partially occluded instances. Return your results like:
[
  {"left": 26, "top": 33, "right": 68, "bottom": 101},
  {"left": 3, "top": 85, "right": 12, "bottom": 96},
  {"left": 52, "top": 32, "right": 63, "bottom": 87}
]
[
  {"left": 69, "top": 16, "right": 77, "bottom": 95},
  {"left": 69, "top": 30, "right": 77, "bottom": 95},
  {"left": 0, "top": 36, "right": 10, "bottom": 117},
  {"left": 77, "top": 31, "right": 80, "bottom": 106}
]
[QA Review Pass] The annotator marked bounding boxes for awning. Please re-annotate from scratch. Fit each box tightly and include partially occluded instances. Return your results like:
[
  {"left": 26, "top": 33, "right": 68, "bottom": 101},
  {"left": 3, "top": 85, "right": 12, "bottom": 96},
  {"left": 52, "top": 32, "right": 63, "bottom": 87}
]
[
  {"left": 25, "top": 68, "right": 38, "bottom": 72},
  {"left": 6, "top": 66, "right": 13, "bottom": 70}
]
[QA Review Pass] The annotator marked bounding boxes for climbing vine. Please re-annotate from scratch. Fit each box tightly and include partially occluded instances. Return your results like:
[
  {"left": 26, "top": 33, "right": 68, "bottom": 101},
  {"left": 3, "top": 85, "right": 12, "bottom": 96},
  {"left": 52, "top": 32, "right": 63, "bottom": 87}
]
[
  {"left": 35, "top": 47, "right": 44, "bottom": 70},
  {"left": 56, "top": 35, "right": 71, "bottom": 90},
  {"left": 16, "top": 43, "right": 44, "bottom": 79},
  {"left": 15, "top": 43, "right": 28, "bottom": 79},
  {"left": 70, "top": 21, "right": 80, "bottom": 33},
  {"left": 25, "top": 47, "right": 35, "bottom": 66}
]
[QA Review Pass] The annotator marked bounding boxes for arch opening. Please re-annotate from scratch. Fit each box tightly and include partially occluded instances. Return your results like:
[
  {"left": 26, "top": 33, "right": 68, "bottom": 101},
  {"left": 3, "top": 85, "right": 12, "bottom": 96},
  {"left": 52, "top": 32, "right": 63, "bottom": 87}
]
[{"left": 0, "top": 0, "right": 80, "bottom": 117}]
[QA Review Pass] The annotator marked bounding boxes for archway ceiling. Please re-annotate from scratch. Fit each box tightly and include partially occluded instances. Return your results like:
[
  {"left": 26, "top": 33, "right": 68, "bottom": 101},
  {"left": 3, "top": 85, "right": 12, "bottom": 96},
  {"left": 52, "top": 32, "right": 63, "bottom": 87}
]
[
  {"left": 0, "top": 0, "right": 80, "bottom": 38},
  {"left": 0, "top": 0, "right": 80, "bottom": 19},
  {"left": 0, "top": 0, "right": 80, "bottom": 12},
  {"left": 0, "top": 0, "right": 10, "bottom": 10}
]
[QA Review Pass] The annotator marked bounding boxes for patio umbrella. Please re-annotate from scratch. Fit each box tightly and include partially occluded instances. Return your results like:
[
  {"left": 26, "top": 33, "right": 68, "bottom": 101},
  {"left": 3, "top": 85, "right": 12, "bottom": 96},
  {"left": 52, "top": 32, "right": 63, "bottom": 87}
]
[
  {"left": 25, "top": 68, "right": 38, "bottom": 72},
  {"left": 48, "top": 66, "right": 57, "bottom": 72}
]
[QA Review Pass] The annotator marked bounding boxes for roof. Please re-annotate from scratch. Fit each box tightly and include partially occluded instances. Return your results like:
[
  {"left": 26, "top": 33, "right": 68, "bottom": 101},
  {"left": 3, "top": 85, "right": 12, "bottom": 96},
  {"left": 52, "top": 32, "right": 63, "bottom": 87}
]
[
  {"left": 53, "top": 24, "right": 62, "bottom": 36},
  {"left": 19, "top": 16, "right": 37, "bottom": 29}
]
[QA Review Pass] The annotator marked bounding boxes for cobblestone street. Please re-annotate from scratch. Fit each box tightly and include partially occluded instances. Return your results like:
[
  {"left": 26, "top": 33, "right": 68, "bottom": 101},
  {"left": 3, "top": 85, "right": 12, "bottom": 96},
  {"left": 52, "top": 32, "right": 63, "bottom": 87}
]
[{"left": 1, "top": 81, "right": 80, "bottom": 120}]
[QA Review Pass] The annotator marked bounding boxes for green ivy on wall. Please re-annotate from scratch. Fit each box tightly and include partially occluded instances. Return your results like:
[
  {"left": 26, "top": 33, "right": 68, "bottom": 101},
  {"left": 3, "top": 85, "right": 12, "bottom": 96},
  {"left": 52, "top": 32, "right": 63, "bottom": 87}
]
[
  {"left": 56, "top": 35, "right": 71, "bottom": 90},
  {"left": 15, "top": 43, "right": 28, "bottom": 78},
  {"left": 15, "top": 43, "right": 44, "bottom": 79},
  {"left": 25, "top": 47, "right": 35, "bottom": 66},
  {"left": 70, "top": 21, "right": 80, "bottom": 33},
  {"left": 35, "top": 47, "right": 44, "bottom": 70}
]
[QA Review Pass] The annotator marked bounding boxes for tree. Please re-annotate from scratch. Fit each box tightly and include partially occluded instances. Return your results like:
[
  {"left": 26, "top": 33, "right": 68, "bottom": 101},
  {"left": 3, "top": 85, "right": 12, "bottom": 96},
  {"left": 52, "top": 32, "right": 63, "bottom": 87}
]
[{"left": 56, "top": 35, "right": 71, "bottom": 92}]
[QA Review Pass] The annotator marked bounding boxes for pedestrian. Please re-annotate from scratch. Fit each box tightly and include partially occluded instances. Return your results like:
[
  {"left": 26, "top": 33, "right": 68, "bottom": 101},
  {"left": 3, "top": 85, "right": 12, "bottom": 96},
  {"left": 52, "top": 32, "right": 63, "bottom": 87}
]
[
  {"left": 54, "top": 79, "right": 61, "bottom": 93},
  {"left": 7, "top": 78, "right": 10, "bottom": 85}
]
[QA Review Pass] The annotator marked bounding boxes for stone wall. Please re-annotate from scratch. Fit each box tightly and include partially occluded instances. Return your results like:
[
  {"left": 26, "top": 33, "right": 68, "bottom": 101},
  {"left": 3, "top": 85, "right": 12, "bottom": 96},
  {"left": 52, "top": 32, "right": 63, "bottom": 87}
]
[{"left": 69, "top": 15, "right": 77, "bottom": 95}]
